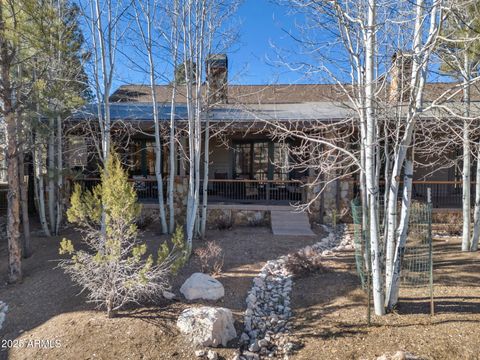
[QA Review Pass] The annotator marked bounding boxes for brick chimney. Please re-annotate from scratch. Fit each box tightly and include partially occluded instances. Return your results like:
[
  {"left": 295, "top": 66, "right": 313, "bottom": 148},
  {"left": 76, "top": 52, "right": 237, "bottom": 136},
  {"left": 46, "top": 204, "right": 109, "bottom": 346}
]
[
  {"left": 389, "top": 51, "right": 413, "bottom": 102},
  {"left": 206, "top": 54, "right": 228, "bottom": 104}
]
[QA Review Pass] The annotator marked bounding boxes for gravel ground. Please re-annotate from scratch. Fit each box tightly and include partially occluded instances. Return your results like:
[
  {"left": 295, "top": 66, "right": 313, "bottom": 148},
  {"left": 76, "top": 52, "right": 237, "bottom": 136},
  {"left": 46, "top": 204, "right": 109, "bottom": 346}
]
[{"left": 0, "top": 223, "right": 325, "bottom": 360}]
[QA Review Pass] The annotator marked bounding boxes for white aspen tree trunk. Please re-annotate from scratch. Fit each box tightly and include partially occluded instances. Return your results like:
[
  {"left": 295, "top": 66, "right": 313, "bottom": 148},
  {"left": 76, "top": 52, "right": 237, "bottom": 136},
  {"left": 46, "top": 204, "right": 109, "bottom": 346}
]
[
  {"left": 194, "top": 1, "right": 208, "bottom": 241},
  {"left": 55, "top": 114, "right": 63, "bottom": 235},
  {"left": 168, "top": 0, "right": 179, "bottom": 233},
  {"left": 386, "top": 147, "right": 412, "bottom": 307},
  {"left": 168, "top": 89, "right": 177, "bottom": 233},
  {"left": 35, "top": 140, "right": 51, "bottom": 238},
  {"left": 93, "top": 0, "right": 113, "bottom": 163},
  {"left": 471, "top": 142, "right": 480, "bottom": 250},
  {"left": 386, "top": 148, "right": 413, "bottom": 308},
  {"left": 365, "top": 0, "right": 385, "bottom": 316},
  {"left": 135, "top": 1, "right": 168, "bottom": 233},
  {"left": 200, "top": 111, "right": 210, "bottom": 238},
  {"left": 357, "top": 84, "right": 369, "bottom": 268},
  {"left": 461, "top": 55, "right": 471, "bottom": 251},
  {"left": 191, "top": 40, "right": 204, "bottom": 244},
  {"left": 17, "top": 117, "right": 31, "bottom": 258},
  {"left": 385, "top": 0, "right": 427, "bottom": 295},
  {"left": 183, "top": 0, "right": 207, "bottom": 253},
  {"left": 183, "top": 3, "right": 197, "bottom": 253},
  {"left": 385, "top": 0, "right": 440, "bottom": 309},
  {"left": 33, "top": 93, "right": 51, "bottom": 237},
  {"left": 152, "top": 98, "right": 168, "bottom": 234},
  {"left": 48, "top": 116, "right": 56, "bottom": 234},
  {"left": 168, "top": 87, "right": 177, "bottom": 233},
  {"left": 382, "top": 134, "right": 391, "bottom": 252}
]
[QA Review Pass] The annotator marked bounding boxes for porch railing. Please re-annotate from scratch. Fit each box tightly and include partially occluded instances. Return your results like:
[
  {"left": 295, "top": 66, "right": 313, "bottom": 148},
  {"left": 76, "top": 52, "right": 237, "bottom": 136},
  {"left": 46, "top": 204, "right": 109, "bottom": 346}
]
[
  {"left": 70, "top": 178, "right": 471, "bottom": 208},
  {"left": 71, "top": 178, "right": 306, "bottom": 204},
  {"left": 202, "top": 179, "right": 305, "bottom": 204},
  {"left": 72, "top": 178, "right": 162, "bottom": 201}
]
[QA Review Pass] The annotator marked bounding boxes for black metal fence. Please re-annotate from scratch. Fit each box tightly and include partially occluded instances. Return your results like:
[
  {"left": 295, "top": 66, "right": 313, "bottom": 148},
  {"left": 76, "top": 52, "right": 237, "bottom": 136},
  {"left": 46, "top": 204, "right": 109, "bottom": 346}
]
[
  {"left": 72, "top": 178, "right": 306, "bottom": 205},
  {"left": 72, "top": 178, "right": 161, "bottom": 201},
  {"left": 202, "top": 179, "right": 305, "bottom": 204},
  {"left": 376, "top": 181, "right": 467, "bottom": 209}
]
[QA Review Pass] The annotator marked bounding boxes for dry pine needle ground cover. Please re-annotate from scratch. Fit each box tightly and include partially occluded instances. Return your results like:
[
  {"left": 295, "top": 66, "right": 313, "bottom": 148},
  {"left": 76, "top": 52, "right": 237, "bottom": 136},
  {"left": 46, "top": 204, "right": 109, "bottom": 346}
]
[
  {"left": 0, "top": 222, "right": 479, "bottom": 360},
  {"left": 290, "top": 236, "right": 480, "bottom": 360}
]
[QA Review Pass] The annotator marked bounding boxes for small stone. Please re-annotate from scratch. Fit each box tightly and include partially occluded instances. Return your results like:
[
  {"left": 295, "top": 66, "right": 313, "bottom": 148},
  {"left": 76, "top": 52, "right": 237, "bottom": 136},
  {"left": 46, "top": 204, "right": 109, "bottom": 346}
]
[
  {"left": 243, "top": 351, "right": 260, "bottom": 360},
  {"left": 248, "top": 340, "right": 260, "bottom": 352},
  {"left": 258, "top": 338, "right": 269, "bottom": 347},
  {"left": 253, "top": 278, "right": 264, "bottom": 287},
  {"left": 162, "top": 291, "right": 176, "bottom": 300},
  {"left": 246, "top": 293, "right": 257, "bottom": 305},
  {"left": 207, "top": 350, "right": 218, "bottom": 360},
  {"left": 195, "top": 349, "right": 206, "bottom": 357},
  {"left": 392, "top": 351, "right": 407, "bottom": 360},
  {"left": 240, "top": 332, "right": 250, "bottom": 343}
]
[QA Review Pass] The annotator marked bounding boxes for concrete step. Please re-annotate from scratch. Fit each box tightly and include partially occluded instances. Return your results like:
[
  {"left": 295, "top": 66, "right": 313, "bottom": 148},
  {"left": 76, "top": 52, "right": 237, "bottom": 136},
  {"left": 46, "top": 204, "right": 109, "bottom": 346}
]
[{"left": 270, "top": 210, "right": 315, "bottom": 236}]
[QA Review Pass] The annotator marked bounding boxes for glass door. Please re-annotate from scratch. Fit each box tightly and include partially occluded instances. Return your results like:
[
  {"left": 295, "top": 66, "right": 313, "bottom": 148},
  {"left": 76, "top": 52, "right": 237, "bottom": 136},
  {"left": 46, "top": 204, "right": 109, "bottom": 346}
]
[{"left": 233, "top": 141, "right": 288, "bottom": 180}]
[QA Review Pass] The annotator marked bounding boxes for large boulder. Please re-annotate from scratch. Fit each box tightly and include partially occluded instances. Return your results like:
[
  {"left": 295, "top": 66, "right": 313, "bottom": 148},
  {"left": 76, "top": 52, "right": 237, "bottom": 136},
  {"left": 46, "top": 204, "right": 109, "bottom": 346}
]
[
  {"left": 177, "top": 306, "right": 236, "bottom": 347},
  {"left": 180, "top": 273, "right": 224, "bottom": 301}
]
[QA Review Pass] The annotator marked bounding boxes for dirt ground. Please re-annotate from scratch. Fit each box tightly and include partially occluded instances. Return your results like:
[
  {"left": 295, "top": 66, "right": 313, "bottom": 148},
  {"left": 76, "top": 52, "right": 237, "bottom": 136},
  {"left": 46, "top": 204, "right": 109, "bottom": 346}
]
[
  {"left": 0, "top": 222, "right": 324, "bottom": 360},
  {"left": 1, "top": 222, "right": 480, "bottom": 360},
  {"left": 290, "top": 236, "right": 480, "bottom": 360}
]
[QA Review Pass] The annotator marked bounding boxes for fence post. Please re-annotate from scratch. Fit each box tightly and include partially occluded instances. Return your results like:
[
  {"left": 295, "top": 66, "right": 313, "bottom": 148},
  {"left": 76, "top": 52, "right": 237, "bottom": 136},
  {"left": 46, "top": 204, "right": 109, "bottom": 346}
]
[{"left": 427, "top": 187, "right": 434, "bottom": 316}]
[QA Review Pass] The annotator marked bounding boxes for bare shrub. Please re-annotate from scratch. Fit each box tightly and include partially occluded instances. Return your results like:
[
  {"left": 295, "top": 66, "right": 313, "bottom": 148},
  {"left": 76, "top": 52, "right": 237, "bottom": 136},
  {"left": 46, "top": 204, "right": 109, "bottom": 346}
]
[
  {"left": 284, "top": 251, "right": 327, "bottom": 278},
  {"left": 136, "top": 212, "right": 154, "bottom": 230},
  {"left": 216, "top": 216, "right": 232, "bottom": 230},
  {"left": 194, "top": 241, "right": 224, "bottom": 276}
]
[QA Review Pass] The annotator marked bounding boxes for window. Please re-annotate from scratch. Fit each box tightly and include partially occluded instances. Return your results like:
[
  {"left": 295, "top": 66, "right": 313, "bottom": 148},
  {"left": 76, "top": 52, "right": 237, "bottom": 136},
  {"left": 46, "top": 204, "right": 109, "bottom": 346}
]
[
  {"left": 127, "top": 140, "right": 161, "bottom": 177},
  {"left": 233, "top": 141, "right": 290, "bottom": 180}
]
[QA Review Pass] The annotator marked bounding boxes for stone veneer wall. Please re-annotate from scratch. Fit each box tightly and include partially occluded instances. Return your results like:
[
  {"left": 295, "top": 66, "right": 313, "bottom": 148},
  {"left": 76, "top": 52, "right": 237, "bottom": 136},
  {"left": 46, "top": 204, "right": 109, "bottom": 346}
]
[
  {"left": 304, "top": 177, "right": 354, "bottom": 226},
  {"left": 206, "top": 209, "right": 270, "bottom": 229}
]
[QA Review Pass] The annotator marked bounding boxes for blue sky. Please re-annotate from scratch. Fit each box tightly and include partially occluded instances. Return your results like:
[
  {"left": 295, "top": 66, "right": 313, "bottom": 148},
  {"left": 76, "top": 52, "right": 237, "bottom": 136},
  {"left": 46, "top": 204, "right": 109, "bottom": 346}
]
[
  {"left": 84, "top": 0, "right": 451, "bottom": 92},
  {"left": 229, "top": 0, "right": 305, "bottom": 85},
  {"left": 112, "top": 0, "right": 308, "bottom": 88}
]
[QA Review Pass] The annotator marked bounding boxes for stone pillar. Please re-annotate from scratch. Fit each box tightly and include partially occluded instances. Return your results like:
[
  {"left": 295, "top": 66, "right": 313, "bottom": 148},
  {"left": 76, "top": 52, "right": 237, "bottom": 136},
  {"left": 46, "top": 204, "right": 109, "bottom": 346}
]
[
  {"left": 173, "top": 176, "right": 188, "bottom": 224},
  {"left": 305, "top": 177, "right": 322, "bottom": 224}
]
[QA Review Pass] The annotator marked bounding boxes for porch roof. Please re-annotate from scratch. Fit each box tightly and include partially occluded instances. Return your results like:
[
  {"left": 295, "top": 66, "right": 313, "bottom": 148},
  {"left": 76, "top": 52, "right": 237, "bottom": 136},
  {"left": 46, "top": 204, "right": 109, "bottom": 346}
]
[{"left": 71, "top": 101, "right": 354, "bottom": 123}]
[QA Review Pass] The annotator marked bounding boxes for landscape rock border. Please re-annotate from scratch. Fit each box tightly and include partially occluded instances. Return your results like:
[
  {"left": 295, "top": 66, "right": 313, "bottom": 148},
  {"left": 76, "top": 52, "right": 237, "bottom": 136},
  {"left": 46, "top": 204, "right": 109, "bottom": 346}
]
[{"left": 237, "top": 225, "right": 352, "bottom": 359}]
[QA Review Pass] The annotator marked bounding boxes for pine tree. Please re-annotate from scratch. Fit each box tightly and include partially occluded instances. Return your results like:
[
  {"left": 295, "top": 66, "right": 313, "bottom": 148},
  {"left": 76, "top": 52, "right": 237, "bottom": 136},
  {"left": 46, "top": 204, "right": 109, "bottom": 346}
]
[{"left": 59, "top": 152, "right": 187, "bottom": 317}]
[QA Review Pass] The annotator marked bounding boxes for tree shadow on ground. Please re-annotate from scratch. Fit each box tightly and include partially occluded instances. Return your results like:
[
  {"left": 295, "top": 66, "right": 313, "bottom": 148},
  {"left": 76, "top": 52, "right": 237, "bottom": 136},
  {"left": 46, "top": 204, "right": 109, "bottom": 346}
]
[{"left": 0, "top": 222, "right": 329, "bottom": 360}]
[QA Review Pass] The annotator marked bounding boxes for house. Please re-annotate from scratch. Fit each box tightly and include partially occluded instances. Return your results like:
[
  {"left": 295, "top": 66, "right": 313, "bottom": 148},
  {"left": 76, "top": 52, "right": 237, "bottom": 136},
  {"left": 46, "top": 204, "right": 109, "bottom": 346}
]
[{"left": 68, "top": 54, "right": 480, "bottom": 226}]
